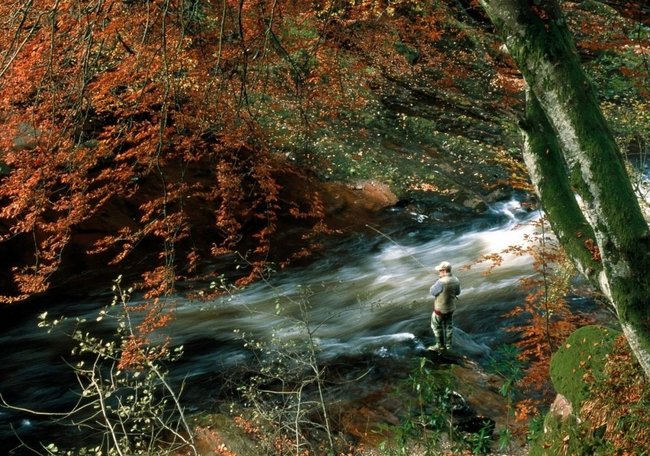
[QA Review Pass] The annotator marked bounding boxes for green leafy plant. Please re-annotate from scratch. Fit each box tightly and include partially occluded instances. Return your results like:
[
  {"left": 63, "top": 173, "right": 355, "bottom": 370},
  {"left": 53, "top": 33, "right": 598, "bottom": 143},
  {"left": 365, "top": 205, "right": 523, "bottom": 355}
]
[
  {"left": 379, "top": 357, "right": 495, "bottom": 455},
  {"left": 485, "top": 344, "right": 524, "bottom": 453},
  {"left": 234, "top": 286, "right": 337, "bottom": 456},
  {"left": 2, "top": 276, "right": 195, "bottom": 456}
]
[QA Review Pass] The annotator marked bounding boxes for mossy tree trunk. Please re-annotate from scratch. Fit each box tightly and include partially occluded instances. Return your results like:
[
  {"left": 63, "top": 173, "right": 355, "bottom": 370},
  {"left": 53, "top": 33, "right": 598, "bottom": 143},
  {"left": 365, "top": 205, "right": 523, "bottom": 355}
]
[{"left": 479, "top": 0, "right": 650, "bottom": 377}]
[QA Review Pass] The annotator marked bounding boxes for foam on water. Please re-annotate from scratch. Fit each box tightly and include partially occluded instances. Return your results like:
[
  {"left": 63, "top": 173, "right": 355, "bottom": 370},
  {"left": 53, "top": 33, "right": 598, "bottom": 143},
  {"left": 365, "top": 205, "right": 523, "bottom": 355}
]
[
  {"left": 0, "top": 195, "right": 546, "bottom": 446},
  {"left": 164, "top": 198, "right": 542, "bottom": 368}
]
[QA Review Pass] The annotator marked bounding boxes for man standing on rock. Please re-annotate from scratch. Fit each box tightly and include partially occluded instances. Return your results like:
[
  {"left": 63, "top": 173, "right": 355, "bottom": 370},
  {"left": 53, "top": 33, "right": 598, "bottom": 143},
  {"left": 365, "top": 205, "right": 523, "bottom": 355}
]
[{"left": 429, "top": 261, "right": 461, "bottom": 351}]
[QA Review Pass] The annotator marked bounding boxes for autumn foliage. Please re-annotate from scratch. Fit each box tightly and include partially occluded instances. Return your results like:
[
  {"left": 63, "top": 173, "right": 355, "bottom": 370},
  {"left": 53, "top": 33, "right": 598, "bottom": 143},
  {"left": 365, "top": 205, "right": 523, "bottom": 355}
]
[
  {"left": 469, "top": 217, "right": 595, "bottom": 423},
  {"left": 581, "top": 335, "right": 650, "bottom": 453},
  {"left": 0, "top": 0, "right": 523, "bottom": 378},
  {"left": 1, "top": 0, "right": 640, "bottom": 377},
  {"left": 506, "top": 223, "right": 594, "bottom": 422},
  {"left": 0, "top": 0, "right": 526, "bottom": 305},
  {"left": 0, "top": 0, "right": 334, "bottom": 302}
]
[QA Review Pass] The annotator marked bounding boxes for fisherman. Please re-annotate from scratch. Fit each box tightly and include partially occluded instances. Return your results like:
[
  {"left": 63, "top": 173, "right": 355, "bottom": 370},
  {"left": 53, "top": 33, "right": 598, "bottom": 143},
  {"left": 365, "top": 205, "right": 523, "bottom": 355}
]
[{"left": 429, "top": 261, "right": 461, "bottom": 351}]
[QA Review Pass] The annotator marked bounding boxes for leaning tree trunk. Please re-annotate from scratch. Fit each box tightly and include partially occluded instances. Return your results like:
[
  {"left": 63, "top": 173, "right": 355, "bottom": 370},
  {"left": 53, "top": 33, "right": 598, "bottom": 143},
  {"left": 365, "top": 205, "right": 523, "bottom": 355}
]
[{"left": 479, "top": 0, "right": 650, "bottom": 377}]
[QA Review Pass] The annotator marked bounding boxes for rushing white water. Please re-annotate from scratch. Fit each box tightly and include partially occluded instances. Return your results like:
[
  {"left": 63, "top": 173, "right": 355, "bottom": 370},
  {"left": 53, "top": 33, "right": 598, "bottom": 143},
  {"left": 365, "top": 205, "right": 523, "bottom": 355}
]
[
  {"left": 163, "top": 198, "right": 540, "bottom": 376},
  {"left": 0, "top": 197, "right": 541, "bottom": 450}
]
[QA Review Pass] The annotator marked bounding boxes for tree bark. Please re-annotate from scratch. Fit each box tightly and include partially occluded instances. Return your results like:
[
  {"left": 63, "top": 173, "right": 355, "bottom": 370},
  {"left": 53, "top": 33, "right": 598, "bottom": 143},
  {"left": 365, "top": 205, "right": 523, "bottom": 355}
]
[
  {"left": 519, "top": 87, "right": 602, "bottom": 279},
  {"left": 480, "top": 0, "right": 650, "bottom": 377}
]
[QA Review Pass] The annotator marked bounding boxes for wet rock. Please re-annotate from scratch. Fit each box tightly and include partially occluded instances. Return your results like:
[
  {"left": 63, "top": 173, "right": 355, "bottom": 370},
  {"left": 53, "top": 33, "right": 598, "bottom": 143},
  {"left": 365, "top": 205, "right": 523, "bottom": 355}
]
[
  {"left": 549, "top": 393, "right": 574, "bottom": 422},
  {"left": 394, "top": 190, "right": 481, "bottom": 220},
  {"left": 446, "top": 390, "right": 497, "bottom": 435},
  {"left": 451, "top": 362, "right": 510, "bottom": 433},
  {"left": 485, "top": 188, "right": 511, "bottom": 204},
  {"left": 427, "top": 389, "right": 496, "bottom": 435},
  {"left": 462, "top": 196, "right": 488, "bottom": 212}
]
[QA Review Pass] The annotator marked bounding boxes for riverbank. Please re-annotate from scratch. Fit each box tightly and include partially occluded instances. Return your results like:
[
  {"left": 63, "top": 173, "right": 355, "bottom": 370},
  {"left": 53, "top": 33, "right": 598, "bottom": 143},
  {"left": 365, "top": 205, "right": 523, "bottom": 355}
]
[
  {"left": 2, "top": 196, "right": 542, "bottom": 454},
  {"left": 1, "top": 1, "right": 647, "bottom": 454},
  {"left": 186, "top": 349, "right": 524, "bottom": 456}
]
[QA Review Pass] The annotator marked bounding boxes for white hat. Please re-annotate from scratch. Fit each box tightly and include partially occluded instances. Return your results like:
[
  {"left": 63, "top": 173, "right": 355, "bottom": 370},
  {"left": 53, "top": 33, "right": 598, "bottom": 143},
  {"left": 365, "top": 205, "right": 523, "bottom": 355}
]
[{"left": 436, "top": 261, "right": 451, "bottom": 271}]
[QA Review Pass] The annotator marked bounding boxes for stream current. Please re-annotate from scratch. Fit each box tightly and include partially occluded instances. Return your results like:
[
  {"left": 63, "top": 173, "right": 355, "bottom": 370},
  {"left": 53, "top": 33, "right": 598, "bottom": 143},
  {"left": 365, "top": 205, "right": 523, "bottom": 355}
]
[{"left": 1, "top": 197, "right": 558, "bottom": 452}]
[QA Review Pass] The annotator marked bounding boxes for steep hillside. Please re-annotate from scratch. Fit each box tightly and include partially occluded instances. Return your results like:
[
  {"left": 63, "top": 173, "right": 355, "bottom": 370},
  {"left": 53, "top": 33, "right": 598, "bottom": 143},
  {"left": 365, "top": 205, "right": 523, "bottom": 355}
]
[{"left": 0, "top": 0, "right": 647, "bottom": 301}]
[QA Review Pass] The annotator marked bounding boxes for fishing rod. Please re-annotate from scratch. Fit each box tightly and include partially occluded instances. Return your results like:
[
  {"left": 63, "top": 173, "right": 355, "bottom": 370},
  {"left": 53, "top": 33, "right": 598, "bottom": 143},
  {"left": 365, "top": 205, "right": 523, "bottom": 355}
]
[{"left": 365, "top": 224, "right": 437, "bottom": 274}]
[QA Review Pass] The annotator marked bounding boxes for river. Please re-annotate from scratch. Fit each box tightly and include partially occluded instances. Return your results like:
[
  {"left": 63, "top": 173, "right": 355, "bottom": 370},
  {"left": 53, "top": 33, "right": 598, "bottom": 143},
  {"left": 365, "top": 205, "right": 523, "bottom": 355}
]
[{"left": 1, "top": 196, "right": 555, "bottom": 453}]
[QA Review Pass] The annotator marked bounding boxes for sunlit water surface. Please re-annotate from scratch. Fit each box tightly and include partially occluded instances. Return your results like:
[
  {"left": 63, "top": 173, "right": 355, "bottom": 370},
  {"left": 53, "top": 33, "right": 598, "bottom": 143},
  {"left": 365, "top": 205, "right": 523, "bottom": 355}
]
[{"left": 1, "top": 198, "right": 546, "bottom": 451}]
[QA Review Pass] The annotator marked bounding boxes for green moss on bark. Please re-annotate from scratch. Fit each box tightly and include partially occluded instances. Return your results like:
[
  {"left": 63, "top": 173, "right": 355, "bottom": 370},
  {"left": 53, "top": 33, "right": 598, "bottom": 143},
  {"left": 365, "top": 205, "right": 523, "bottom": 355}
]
[
  {"left": 523, "top": 92, "right": 601, "bottom": 278},
  {"left": 498, "top": 0, "right": 648, "bottom": 252},
  {"left": 568, "top": 165, "right": 592, "bottom": 204},
  {"left": 612, "top": 278, "right": 650, "bottom": 353},
  {"left": 482, "top": 0, "right": 650, "bottom": 377}
]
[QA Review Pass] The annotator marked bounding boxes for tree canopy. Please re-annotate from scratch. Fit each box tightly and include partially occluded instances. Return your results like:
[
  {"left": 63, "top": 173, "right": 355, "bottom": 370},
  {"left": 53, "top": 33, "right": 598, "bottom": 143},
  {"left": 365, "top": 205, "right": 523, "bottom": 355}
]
[{"left": 0, "top": 0, "right": 647, "bottom": 308}]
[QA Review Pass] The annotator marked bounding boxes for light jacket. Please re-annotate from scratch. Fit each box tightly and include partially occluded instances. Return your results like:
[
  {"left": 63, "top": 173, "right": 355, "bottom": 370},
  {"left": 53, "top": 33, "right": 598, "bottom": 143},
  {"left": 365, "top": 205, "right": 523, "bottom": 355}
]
[{"left": 430, "top": 274, "right": 461, "bottom": 314}]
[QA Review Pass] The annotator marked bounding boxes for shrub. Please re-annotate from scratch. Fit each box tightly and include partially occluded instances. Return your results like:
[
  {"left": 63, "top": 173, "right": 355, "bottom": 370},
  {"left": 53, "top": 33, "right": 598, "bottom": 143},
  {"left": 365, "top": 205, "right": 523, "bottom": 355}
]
[{"left": 3, "top": 277, "right": 196, "bottom": 456}]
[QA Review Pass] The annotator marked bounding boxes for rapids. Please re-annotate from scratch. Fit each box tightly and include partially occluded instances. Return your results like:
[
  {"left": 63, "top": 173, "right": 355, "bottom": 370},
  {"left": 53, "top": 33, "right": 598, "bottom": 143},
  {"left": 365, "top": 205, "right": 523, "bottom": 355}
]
[{"left": 1, "top": 197, "right": 542, "bottom": 452}]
